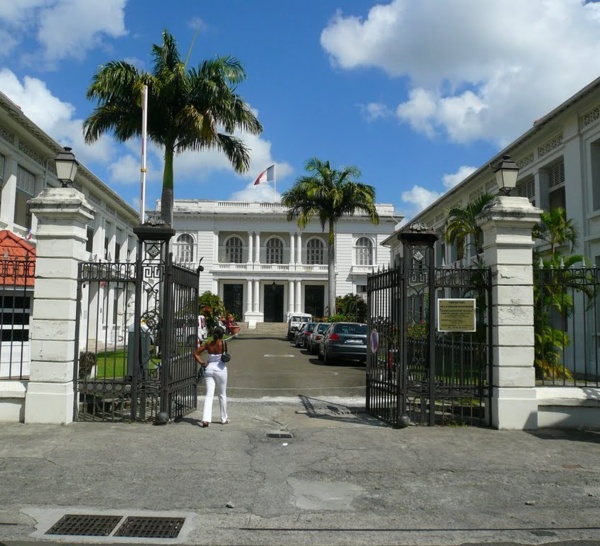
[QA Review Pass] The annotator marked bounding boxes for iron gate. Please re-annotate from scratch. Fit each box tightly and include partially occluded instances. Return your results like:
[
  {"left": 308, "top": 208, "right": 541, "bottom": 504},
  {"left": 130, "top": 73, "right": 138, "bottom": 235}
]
[
  {"left": 366, "top": 223, "right": 493, "bottom": 427},
  {"left": 74, "top": 223, "right": 199, "bottom": 423}
]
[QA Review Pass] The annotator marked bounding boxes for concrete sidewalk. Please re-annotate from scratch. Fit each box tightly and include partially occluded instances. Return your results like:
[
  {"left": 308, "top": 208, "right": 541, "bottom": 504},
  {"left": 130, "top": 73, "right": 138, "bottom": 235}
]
[{"left": 1, "top": 396, "right": 600, "bottom": 546}]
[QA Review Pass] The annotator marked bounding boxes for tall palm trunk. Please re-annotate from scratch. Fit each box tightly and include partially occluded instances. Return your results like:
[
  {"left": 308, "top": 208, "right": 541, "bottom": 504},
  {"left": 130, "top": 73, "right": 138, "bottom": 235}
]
[{"left": 160, "top": 147, "right": 175, "bottom": 225}]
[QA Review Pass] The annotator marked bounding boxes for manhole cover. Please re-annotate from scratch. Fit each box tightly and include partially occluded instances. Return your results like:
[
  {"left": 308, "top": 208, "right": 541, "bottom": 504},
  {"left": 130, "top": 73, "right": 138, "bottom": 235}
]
[
  {"left": 46, "top": 514, "right": 122, "bottom": 536},
  {"left": 114, "top": 516, "right": 185, "bottom": 538}
]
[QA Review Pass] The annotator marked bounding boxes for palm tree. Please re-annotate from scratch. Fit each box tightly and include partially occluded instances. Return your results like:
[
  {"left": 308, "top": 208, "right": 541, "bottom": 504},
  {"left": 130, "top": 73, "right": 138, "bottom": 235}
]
[
  {"left": 83, "top": 30, "right": 262, "bottom": 225},
  {"left": 532, "top": 207, "right": 579, "bottom": 258},
  {"left": 281, "top": 158, "right": 379, "bottom": 316},
  {"left": 444, "top": 193, "right": 495, "bottom": 260}
]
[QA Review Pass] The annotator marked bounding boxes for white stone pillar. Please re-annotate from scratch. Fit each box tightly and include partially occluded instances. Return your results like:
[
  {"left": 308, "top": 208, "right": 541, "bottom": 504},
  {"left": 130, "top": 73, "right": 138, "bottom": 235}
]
[
  {"left": 25, "top": 187, "right": 95, "bottom": 425},
  {"left": 248, "top": 231, "right": 253, "bottom": 265},
  {"left": 255, "top": 232, "right": 261, "bottom": 264},
  {"left": 0, "top": 156, "right": 17, "bottom": 227},
  {"left": 288, "top": 280, "right": 295, "bottom": 315},
  {"left": 296, "top": 232, "right": 302, "bottom": 264},
  {"left": 295, "top": 279, "right": 302, "bottom": 312},
  {"left": 477, "top": 196, "right": 541, "bottom": 430},
  {"left": 246, "top": 279, "right": 252, "bottom": 313},
  {"left": 290, "top": 233, "right": 295, "bottom": 265},
  {"left": 253, "top": 279, "right": 260, "bottom": 312}
]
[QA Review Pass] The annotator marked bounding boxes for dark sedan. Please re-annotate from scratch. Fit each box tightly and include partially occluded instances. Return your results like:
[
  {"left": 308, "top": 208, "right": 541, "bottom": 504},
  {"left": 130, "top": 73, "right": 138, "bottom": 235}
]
[
  {"left": 294, "top": 322, "right": 317, "bottom": 348},
  {"left": 318, "top": 322, "right": 368, "bottom": 364}
]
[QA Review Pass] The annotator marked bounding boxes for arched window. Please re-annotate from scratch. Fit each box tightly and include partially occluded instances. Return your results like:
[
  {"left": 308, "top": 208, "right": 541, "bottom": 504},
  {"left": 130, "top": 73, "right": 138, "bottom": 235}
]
[
  {"left": 176, "top": 234, "right": 194, "bottom": 263},
  {"left": 266, "top": 237, "right": 283, "bottom": 264},
  {"left": 355, "top": 237, "right": 373, "bottom": 266},
  {"left": 225, "top": 236, "right": 244, "bottom": 263},
  {"left": 306, "top": 238, "right": 324, "bottom": 265}
]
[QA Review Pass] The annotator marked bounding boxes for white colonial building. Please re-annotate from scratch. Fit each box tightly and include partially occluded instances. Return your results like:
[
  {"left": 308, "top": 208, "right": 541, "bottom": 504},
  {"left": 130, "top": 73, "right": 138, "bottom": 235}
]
[
  {"left": 384, "top": 74, "right": 600, "bottom": 267},
  {"left": 168, "top": 199, "right": 401, "bottom": 327},
  {"left": 0, "top": 89, "right": 140, "bottom": 381}
]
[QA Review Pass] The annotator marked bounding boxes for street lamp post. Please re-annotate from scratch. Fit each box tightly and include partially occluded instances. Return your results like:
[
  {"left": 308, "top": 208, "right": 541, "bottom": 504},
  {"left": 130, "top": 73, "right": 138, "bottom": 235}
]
[
  {"left": 493, "top": 154, "right": 519, "bottom": 196},
  {"left": 55, "top": 146, "right": 79, "bottom": 187}
]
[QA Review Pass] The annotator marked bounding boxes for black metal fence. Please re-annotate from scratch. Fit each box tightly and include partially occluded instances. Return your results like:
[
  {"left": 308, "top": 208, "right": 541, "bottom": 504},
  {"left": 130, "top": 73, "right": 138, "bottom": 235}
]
[
  {"left": 0, "top": 256, "right": 35, "bottom": 380},
  {"left": 534, "top": 265, "right": 600, "bottom": 387},
  {"left": 366, "top": 227, "right": 492, "bottom": 428},
  {"left": 74, "top": 225, "right": 199, "bottom": 423}
]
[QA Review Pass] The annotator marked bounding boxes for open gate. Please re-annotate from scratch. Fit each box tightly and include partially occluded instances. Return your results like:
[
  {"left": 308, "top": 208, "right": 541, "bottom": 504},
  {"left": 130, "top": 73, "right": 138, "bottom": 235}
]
[
  {"left": 366, "top": 223, "right": 493, "bottom": 427},
  {"left": 74, "top": 223, "right": 199, "bottom": 423}
]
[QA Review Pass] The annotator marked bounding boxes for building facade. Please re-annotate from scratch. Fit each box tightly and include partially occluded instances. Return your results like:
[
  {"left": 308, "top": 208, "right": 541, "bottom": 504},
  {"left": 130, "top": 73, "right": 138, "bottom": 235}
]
[
  {"left": 168, "top": 200, "right": 401, "bottom": 326},
  {"left": 384, "top": 75, "right": 600, "bottom": 267},
  {"left": 0, "top": 90, "right": 140, "bottom": 380}
]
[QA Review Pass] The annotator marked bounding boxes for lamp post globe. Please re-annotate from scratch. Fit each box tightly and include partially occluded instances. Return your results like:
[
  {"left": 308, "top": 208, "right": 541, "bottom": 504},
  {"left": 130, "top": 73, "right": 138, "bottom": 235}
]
[
  {"left": 493, "top": 154, "right": 519, "bottom": 196},
  {"left": 55, "top": 146, "right": 79, "bottom": 187}
]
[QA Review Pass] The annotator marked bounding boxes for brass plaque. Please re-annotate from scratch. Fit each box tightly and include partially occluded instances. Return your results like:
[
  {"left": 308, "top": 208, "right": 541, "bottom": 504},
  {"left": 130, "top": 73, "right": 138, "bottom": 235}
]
[{"left": 437, "top": 298, "right": 476, "bottom": 332}]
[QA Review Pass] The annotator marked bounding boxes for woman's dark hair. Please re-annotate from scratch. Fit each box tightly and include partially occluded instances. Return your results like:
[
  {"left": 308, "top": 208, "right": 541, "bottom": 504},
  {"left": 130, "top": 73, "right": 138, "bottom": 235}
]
[{"left": 212, "top": 326, "right": 225, "bottom": 341}]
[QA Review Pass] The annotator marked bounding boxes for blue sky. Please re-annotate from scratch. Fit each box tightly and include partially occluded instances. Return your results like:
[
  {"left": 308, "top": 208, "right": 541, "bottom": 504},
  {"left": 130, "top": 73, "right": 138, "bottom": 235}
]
[{"left": 2, "top": 0, "right": 600, "bottom": 222}]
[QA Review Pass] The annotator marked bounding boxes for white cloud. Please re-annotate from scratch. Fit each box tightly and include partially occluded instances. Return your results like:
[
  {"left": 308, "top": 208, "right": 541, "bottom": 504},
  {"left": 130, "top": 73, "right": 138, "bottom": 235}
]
[
  {"left": 401, "top": 185, "right": 442, "bottom": 215},
  {"left": 322, "top": 0, "right": 600, "bottom": 145},
  {"left": 400, "top": 164, "right": 477, "bottom": 220},
  {"left": 0, "top": 0, "right": 127, "bottom": 66},
  {"left": 442, "top": 165, "right": 476, "bottom": 190},
  {"left": 360, "top": 101, "right": 392, "bottom": 122},
  {"left": 0, "top": 68, "right": 118, "bottom": 167}
]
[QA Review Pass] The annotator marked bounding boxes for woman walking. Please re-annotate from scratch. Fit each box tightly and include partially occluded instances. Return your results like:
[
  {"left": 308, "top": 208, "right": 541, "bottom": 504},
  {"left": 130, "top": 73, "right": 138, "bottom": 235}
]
[{"left": 193, "top": 326, "right": 229, "bottom": 427}]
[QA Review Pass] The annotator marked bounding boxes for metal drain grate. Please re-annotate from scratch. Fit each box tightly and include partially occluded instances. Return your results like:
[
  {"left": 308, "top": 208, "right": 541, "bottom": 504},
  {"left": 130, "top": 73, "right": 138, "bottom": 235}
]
[
  {"left": 114, "top": 516, "right": 185, "bottom": 538},
  {"left": 46, "top": 514, "right": 122, "bottom": 536}
]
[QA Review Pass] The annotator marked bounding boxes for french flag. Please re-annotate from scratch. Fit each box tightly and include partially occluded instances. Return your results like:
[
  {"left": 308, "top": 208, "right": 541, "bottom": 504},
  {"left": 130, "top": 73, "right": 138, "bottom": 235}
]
[{"left": 254, "top": 164, "right": 276, "bottom": 185}]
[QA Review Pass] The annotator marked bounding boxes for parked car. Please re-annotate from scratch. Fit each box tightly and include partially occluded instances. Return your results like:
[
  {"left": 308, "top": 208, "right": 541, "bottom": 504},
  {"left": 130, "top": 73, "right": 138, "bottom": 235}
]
[
  {"left": 307, "top": 322, "right": 330, "bottom": 354},
  {"left": 318, "top": 322, "right": 368, "bottom": 365},
  {"left": 293, "top": 323, "right": 308, "bottom": 347},
  {"left": 295, "top": 322, "right": 317, "bottom": 348},
  {"left": 287, "top": 312, "right": 312, "bottom": 340}
]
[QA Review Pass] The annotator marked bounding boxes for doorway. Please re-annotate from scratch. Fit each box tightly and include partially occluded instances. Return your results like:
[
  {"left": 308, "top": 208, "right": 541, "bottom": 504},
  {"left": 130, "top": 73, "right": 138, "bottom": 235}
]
[
  {"left": 223, "top": 284, "right": 244, "bottom": 321},
  {"left": 263, "top": 283, "right": 284, "bottom": 322},
  {"left": 305, "top": 285, "right": 324, "bottom": 318}
]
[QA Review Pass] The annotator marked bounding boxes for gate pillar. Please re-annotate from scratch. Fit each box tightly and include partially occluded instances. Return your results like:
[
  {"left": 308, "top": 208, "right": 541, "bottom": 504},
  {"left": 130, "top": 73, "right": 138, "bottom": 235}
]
[
  {"left": 477, "top": 196, "right": 541, "bottom": 430},
  {"left": 399, "top": 223, "right": 438, "bottom": 426},
  {"left": 25, "top": 187, "right": 95, "bottom": 424}
]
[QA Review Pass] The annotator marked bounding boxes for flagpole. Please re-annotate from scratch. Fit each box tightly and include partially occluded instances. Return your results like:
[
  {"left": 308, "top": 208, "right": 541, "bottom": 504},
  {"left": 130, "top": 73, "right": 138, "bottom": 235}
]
[
  {"left": 140, "top": 85, "right": 148, "bottom": 222},
  {"left": 273, "top": 164, "right": 277, "bottom": 196}
]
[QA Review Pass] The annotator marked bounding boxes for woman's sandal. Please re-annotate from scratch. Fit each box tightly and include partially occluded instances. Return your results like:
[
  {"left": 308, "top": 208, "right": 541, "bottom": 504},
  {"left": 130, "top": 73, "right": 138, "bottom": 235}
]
[
  {"left": 199, "top": 421, "right": 210, "bottom": 428},
  {"left": 221, "top": 419, "right": 230, "bottom": 425}
]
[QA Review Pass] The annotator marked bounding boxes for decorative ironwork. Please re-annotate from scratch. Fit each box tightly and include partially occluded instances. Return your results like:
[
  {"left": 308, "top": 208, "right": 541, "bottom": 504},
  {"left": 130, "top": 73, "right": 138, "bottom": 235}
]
[
  {"left": 538, "top": 134, "right": 563, "bottom": 157},
  {"left": 366, "top": 232, "right": 492, "bottom": 428},
  {"left": 74, "top": 223, "right": 199, "bottom": 423}
]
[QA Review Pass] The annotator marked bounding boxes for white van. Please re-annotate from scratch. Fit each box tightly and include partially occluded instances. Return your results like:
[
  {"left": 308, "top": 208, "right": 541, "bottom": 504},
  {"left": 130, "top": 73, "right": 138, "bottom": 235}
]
[{"left": 287, "top": 312, "right": 313, "bottom": 341}]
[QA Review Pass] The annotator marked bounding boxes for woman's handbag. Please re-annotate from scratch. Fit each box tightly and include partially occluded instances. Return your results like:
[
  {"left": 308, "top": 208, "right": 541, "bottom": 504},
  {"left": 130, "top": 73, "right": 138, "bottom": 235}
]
[{"left": 221, "top": 340, "right": 231, "bottom": 363}]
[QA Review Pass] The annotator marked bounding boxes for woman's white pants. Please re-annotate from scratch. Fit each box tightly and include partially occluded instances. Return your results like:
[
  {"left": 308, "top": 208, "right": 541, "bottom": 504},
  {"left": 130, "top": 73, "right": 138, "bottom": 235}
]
[{"left": 201, "top": 362, "right": 228, "bottom": 423}]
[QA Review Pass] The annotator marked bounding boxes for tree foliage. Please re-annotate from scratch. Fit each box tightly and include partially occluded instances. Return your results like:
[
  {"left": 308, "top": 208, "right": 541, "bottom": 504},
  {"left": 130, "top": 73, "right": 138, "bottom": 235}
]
[
  {"left": 445, "top": 193, "right": 495, "bottom": 260},
  {"left": 281, "top": 158, "right": 379, "bottom": 315},
  {"left": 83, "top": 30, "right": 262, "bottom": 225}
]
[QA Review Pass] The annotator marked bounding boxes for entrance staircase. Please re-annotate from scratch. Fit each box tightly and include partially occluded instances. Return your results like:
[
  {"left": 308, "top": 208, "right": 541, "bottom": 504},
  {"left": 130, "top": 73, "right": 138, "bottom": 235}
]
[{"left": 236, "top": 321, "right": 288, "bottom": 337}]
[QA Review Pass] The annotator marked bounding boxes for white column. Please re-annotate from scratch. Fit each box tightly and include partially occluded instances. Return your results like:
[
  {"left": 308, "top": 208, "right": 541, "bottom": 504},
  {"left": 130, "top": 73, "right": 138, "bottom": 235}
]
[
  {"left": 25, "top": 187, "right": 95, "bottom": 424},
  {"left": 255, "top": 232, "right": 261, "bottom": 264},
  {"left": 253, "top": 279, "right": 260, "bottom": 312},
  {"left": 0, "top": 156, "right": 17, "bottom": 227},
  {"left": 248, "top": 231, "right": 253, "bottom": 265},
  {"left": 478, "top": 195, "right": 542, "bottom": 430},
  {"left": 290, "top": 233, "right": 296, "bottom": 265},
  {"left": 296, "top": 232, "right": 302, "bottom": 264},
  {"left": 288, "top": 280, "right": 295, "bottom": 315},
  {"left": 295, "top": 279, "right": 302, "bottom": 312},
  {"left": 246, "top": 279, "right": 253, "bottom": 313}
]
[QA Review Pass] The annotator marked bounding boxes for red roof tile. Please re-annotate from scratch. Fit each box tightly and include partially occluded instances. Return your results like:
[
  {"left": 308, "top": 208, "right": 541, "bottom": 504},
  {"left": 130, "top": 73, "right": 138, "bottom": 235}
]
[{"left": 0, "top": 230, "right": 36, "bottom": 287}]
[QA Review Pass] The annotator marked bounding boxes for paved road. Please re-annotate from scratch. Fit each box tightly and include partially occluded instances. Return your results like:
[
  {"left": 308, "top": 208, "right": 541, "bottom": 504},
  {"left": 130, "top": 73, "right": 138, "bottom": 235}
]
[
  {"left": 3, "top": 332, "right": 600, "bottom": 546},
  {"left": 225, "top": 330, "right": 366, "bottom": 400}
]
